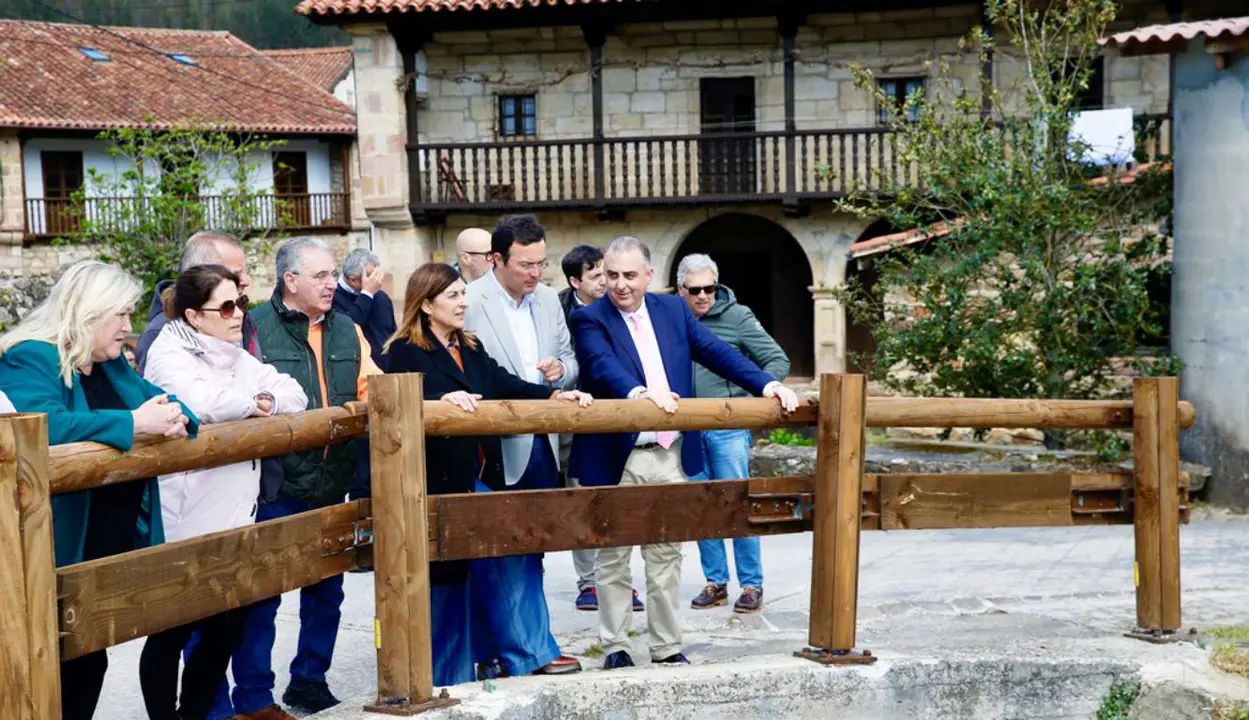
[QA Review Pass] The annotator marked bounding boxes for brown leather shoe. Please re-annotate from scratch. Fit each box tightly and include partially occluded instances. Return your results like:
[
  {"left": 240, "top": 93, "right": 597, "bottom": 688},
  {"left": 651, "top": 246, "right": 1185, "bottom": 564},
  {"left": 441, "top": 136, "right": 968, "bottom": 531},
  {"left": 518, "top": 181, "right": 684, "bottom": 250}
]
[
  {"left": 734, "top": 586, "right": 764, "bottom": 614},
  {"left": 690, "top": 582, "right": 728, "bottom": 609},
  {"left": 241, "top": 705, "right": 299, "bottom": 720},
  {"left": 535, "top": 654, "right": 583, "bottom": 674}
]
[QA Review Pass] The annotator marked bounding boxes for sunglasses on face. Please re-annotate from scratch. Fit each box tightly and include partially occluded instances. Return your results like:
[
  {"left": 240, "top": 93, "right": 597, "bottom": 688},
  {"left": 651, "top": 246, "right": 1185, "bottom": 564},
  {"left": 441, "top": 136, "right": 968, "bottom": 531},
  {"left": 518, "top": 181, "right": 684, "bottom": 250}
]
[
  {"left": 200, "top": 295, "right": 248, "bottom": 319},
  {"left": 684, "top": 284, "right": 718, "bottom": 297}
]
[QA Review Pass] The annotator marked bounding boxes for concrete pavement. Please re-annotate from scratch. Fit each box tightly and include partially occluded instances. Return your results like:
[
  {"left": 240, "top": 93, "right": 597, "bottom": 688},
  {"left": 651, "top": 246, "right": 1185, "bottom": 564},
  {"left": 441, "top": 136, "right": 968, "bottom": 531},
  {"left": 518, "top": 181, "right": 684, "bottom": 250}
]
[{"left": 95, "top": 522, "right": 1249, "bottom": 718}]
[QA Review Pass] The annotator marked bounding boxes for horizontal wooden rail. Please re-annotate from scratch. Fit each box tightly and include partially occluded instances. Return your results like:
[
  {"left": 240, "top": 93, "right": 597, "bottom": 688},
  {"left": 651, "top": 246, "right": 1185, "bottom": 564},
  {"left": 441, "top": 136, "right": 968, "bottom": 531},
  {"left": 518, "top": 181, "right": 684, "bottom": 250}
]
[
  {"left": 47, "top": 397, "right": 1196, "bottom": 495},
  {"left": 56, "top": 500, "right": 368, "bottom": 660},
  {"left": 54, "top": 469, "right": 1188, "bottom": 658}
]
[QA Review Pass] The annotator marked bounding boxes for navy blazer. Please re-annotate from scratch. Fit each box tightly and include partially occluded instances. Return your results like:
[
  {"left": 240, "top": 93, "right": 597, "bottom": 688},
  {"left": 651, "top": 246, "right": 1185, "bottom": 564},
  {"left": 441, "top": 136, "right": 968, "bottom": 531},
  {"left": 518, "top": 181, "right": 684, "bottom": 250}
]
[
  {"left": 568, "top": 292, "right": 776, "bottom": 486},
  {"left": 333, "top": 286, "right": 397, "bottom": 370}
]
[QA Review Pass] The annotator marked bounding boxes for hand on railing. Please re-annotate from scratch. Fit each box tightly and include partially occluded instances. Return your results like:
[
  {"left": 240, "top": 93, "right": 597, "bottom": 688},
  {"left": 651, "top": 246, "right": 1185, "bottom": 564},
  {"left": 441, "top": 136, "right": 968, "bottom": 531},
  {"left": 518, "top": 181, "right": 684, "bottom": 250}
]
[
  {"left": 638, "top": 389, "right": 680, "bottom": 414},
  {"left": 764, "top": 382, "right": 801, "bottom": 413},
  {"left": 554, "top": 390, "right": 593, "bottom": 407},
  {"left": 133, "top": 395, "right": 191, "bottom": 438},
  {"left": 441, "top": 391, "right": 482, "bottom": 412}
]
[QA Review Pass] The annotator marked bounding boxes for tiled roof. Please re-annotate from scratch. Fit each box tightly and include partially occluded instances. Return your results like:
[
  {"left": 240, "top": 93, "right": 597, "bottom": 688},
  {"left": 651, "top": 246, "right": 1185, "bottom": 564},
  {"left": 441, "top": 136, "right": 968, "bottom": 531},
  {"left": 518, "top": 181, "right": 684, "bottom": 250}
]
[
  {"left": 263, "top": 47, "right": 354, "bottom": 93},
  {"left": 1101, "top": 17, "right": 1249, "bottom": 53},
  {"left": 296, "top": 0, "right": 637, "bottom": 18},
  {"left": 0, "top": 20, "right": 356, "bottom": 135}
]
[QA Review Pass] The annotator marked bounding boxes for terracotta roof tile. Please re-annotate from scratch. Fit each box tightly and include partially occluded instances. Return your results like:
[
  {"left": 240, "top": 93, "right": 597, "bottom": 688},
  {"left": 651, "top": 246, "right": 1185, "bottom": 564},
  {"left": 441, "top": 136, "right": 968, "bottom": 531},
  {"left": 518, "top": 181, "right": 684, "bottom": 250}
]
[
  {"left": 0, "top": 20, "right": 356, "bottom": 135},
  {"left": 296, "top": 0, "right": 638, "bottom": 18},
  {"left": 263, "top": 47, "right": 354, "bottom": 94},
  {"left": 1101, "top": 17, "right": 1249, "bottom": 53}
]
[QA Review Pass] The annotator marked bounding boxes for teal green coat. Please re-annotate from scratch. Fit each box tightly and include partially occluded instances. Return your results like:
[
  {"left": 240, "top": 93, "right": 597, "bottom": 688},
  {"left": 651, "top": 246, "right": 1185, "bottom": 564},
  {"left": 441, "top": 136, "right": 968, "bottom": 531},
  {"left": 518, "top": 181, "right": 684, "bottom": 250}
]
[{"left": 0, "top": 340, "right": 200, "bottom": 567}]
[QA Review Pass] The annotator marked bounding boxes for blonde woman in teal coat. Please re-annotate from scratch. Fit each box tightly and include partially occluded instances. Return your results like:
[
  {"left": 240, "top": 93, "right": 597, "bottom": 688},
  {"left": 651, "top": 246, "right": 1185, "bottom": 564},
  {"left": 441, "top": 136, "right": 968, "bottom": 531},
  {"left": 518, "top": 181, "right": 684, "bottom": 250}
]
[{"left": 0, "top": 260, "right": 200, "bottom": 720}]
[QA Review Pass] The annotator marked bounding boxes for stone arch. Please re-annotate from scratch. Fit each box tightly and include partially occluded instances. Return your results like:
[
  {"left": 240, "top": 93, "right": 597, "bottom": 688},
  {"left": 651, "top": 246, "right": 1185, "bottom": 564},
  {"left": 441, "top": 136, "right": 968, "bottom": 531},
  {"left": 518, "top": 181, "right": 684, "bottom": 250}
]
[{"left": 667, "top": 212, "right": 816, "bottom": 377}]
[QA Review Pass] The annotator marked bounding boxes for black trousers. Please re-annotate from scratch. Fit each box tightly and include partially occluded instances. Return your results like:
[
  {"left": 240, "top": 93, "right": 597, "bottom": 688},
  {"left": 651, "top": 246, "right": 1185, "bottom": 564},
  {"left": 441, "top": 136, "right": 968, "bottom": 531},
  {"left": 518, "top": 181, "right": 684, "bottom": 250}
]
[
  {"left": 60, "top": 651, "right": 110, "bottom": 720},
  {"left": 139, "top": 607, "right": 249, "bottom": 720}
]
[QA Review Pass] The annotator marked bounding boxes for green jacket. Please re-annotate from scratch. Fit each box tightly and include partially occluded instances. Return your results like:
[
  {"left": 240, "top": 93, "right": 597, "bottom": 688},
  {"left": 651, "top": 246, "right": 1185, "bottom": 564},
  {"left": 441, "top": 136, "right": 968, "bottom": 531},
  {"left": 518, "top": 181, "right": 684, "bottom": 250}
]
[
  {"left": 252, "top": 288, "right": 360, "bottom": 506},
  {"left": 0, "top": 340, "right": 200, "bottom": 567},
  {"left": 694, "top": 284, "right": 791, "bottom": 399}
]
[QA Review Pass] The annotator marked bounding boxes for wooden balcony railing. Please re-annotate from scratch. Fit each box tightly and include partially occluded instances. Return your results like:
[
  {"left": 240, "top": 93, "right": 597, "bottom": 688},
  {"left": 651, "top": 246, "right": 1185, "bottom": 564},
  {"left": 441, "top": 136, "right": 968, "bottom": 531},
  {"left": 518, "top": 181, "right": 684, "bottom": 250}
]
[
  {"left": 23, "top": 192, "right": 351, "bottom": 239},
  {"left": 413, "top": 128, "right": 913, "bottom": 214},
  {"left": 412, "top": 116, "right": 1174, "bottom": 215}
]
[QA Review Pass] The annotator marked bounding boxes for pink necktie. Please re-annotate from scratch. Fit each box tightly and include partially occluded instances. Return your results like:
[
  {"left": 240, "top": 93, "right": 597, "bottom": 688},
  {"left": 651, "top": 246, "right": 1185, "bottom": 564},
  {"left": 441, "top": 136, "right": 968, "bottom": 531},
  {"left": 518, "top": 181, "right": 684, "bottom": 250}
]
[{"left": 628, "top": 313, "right": 677, "bottom": 450}]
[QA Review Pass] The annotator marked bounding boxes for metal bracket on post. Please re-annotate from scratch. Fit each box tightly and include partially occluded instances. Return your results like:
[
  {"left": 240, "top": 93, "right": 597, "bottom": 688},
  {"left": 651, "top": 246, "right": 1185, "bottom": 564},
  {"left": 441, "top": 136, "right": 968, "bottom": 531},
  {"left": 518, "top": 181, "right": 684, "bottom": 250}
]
[
  {"left": 747, "top": 492, "right": 812, "bottom": 525},
  {"left": 365, "top": 690, "right": 458, "bottom": 717}
]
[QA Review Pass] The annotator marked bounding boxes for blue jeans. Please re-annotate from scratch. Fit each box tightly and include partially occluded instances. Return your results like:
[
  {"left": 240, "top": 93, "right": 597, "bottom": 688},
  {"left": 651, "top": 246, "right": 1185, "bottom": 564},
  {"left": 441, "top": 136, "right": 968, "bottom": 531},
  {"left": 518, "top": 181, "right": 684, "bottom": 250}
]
[
  {"left": 469, "top": 437, "right": 560, "bottom": 676},
  {"left": 692, "top": 429, "right": 763, "bottom": 589},
  {"left": 213, "top": 494, "right": 346, "bottom": 716},
  {"left": 432, "top": 581, "right": 475, "bottom": 687}
]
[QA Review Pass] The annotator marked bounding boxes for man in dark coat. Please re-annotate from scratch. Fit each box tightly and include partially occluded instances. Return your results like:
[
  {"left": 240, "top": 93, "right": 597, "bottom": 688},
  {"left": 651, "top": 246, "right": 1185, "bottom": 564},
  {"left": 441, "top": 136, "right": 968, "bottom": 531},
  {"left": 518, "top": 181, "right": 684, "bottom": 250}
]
[{"left": 332, "top": 247, "right": 397, "bottom": 371}]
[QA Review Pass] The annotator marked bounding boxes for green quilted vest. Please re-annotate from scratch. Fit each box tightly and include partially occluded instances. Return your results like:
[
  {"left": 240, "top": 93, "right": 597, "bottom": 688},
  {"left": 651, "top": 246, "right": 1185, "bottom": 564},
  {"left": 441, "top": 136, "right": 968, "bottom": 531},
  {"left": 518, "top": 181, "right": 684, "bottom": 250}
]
[{"left": 252, "top": 288, "right": 360, "bottom": 505}]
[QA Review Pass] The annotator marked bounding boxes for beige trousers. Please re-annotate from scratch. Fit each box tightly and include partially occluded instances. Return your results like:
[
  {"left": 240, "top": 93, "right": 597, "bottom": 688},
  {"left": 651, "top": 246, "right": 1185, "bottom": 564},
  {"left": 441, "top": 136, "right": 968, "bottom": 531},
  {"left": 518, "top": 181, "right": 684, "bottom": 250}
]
[{"left": 597, "top": 441, "right": 687, "bottom": 659}]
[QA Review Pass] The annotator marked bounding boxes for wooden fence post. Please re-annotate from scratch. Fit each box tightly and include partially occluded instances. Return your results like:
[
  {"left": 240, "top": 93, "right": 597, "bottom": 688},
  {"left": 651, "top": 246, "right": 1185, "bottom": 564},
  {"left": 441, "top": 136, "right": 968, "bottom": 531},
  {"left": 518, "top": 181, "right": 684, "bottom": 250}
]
[
  {"left": 365, "top": 374, "right": 456, "bottom": 715},
  {"left": 0, "top": 414, "right": 61, "bottom": 720},
  {"left": 1129, "top": 376, "right": 1182, "bottom": 641},
  {"left": 798, "top": 374, "right": 875, "bottom": 665}
]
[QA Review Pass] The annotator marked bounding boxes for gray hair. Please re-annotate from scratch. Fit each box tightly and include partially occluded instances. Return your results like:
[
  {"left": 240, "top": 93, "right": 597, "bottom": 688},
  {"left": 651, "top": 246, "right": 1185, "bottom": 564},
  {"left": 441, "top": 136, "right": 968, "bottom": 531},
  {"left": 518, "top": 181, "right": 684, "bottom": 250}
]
[
  {"left": 275, "top": 236, "right": 334, "bottom": 281},
  {"left": 342, "top": 248, "right": 380, "bottom": 280},
  {"left": 180, "top": 230, "right": 242, "bottom": 271},
  {"left": 606, "top": 236, "right": 651, "bottom": 265},
  {"left": 676, "top": 253, "right": 719, "bottom": 287}
]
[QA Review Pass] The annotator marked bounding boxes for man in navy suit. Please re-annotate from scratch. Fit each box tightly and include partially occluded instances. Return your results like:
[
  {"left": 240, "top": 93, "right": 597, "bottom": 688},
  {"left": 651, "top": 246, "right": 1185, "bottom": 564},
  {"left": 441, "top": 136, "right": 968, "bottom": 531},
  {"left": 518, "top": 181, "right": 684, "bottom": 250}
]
[{"left": 568, "top": 236, "right": 798, "bottom": 670}]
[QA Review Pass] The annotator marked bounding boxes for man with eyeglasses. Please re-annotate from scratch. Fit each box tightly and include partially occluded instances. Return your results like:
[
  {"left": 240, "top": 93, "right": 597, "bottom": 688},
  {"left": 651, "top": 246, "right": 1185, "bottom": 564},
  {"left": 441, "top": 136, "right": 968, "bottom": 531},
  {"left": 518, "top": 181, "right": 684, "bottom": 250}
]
[
  {"left": 220, "top": 236, "right": 382, "bottom": 718},
  {"left": 462, "top": 213, "right": 583, "bottom": 679},
  {"left": 676, "top": 253, "right": 789, "bottom": 615},
  {"left": 454, "top": 227, "right": 494, "bottom": 282}
]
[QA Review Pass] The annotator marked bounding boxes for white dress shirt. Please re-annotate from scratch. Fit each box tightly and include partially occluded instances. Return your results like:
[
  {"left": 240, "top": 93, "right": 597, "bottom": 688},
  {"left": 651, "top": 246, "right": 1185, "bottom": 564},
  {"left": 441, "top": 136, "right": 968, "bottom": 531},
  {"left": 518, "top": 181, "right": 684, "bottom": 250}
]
[{"left": 490, "top": 271, "right": 542, "bottom": 384}]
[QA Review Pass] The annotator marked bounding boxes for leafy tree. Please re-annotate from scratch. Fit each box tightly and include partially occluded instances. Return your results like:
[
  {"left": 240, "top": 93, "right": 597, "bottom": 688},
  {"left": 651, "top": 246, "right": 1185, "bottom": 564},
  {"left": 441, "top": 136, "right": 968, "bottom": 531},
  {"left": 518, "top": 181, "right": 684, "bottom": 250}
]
[
  {"left": 833, "top": 0, "right": 1178, "bottom": 447},
  {"left": 57, "top": 125, "right": 289, "bottom": 302}
]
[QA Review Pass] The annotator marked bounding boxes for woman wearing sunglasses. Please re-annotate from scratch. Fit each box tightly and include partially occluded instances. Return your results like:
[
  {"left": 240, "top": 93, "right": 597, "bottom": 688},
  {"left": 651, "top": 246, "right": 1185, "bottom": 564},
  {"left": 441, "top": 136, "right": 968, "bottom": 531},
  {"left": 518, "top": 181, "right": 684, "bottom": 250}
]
[{"left": 140, "top": 264, "right": 308, "bottom": 720}]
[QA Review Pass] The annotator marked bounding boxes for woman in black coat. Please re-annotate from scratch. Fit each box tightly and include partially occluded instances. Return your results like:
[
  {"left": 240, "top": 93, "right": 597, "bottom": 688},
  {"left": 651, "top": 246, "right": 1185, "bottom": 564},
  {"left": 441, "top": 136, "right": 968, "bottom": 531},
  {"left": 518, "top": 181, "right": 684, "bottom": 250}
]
[{"left": 383, "top": 262, "right": 591, "bottom": 688}]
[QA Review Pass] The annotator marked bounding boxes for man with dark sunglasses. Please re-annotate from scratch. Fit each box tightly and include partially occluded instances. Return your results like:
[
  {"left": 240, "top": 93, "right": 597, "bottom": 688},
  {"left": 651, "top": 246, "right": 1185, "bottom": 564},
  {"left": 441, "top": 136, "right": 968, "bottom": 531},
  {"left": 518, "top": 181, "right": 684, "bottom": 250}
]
[
  {"left": 136, "top": 230, "right": 260, "bottom": 374},
  {"left": 676, "top": 253, "right": 790, "bottom": 615}
]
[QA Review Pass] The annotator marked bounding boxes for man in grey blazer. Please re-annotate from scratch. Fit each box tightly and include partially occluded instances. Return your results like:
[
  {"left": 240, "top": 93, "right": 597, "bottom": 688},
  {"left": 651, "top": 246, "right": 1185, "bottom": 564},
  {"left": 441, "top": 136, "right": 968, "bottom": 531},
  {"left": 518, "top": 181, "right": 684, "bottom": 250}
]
[
  {"left": 462, "top": 213, "right": 583, "bottom": 677},
  {"left": 465, "top": 214, "right": 579, "bottom": 485}
]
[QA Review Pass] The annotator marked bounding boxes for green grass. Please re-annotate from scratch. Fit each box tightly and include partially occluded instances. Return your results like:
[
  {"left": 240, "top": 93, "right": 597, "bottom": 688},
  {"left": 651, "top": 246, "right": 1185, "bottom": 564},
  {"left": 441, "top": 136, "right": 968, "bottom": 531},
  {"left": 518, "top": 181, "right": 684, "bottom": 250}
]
[
  {"left": 584, "top": 644, "right": 604, "bottom": 658},
  {"left": 767, "top": 428, "right": 814, "bottom": 447},
  {"left": 1094, "top": 681, "right": 1139, "bottom": 720},
  {"left": 1205, "top": 626, "right": 1249, "bottom": 641}
]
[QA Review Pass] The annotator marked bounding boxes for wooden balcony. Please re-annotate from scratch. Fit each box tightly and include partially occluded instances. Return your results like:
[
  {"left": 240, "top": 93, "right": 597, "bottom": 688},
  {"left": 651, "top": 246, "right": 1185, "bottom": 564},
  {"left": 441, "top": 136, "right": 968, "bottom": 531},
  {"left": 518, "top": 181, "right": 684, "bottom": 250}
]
[
  {"left": 411, "top": 115, "right": 1172, "bottom": 219},
  {"left": 412, "top": 128, "right": 912, "bottom": 218},
  {"left": 23, "top": 192, "right": 351, "bottom": 239}
]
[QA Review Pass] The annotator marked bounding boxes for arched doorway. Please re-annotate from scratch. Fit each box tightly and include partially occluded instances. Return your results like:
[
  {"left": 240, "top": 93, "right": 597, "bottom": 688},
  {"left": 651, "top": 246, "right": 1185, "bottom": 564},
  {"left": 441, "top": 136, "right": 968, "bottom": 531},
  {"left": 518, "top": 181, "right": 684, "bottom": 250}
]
[{"left": 669, "top": 213, "right": 814, "bottom": 378}]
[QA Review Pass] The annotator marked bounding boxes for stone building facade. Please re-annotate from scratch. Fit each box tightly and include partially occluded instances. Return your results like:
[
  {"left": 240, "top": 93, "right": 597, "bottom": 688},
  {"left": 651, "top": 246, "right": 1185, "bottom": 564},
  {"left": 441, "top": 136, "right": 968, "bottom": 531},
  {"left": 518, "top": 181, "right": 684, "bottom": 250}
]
[{"left": 318, "top": 0, "right": 1174, "bottom": 377}]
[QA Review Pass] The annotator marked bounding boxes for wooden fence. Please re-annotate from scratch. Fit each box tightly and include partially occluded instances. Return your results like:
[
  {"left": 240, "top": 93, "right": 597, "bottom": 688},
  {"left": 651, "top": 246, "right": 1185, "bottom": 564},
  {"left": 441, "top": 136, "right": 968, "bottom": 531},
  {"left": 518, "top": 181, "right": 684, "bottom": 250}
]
[{"left": 0, "top": 374, "right": 1191, "bottom": 717}]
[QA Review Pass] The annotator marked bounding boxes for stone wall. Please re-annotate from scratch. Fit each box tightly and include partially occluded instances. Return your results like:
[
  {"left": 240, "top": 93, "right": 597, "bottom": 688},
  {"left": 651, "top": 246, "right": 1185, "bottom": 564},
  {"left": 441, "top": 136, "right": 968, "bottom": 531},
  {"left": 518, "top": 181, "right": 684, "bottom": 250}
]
[
  {"left": 416, "top": 4, "right": 1171, "bottom": 147},
  {"left": 0, "top": 131, "right": 26, "bottom": 270}
]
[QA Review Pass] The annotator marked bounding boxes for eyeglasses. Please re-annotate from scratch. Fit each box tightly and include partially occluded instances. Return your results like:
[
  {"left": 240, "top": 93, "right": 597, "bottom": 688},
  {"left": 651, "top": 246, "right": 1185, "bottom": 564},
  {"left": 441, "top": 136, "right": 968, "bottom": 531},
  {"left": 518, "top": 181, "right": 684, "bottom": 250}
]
[
  {"left": 684, "top": 284, "right": 718, "bottom": 297},
  {"left": 515, "top": 260, "right": 550, "bottom": 274},
  {"left": 200, "top": 295, "right": 248, "bottom": 319},
  {"left": 292, "top": 269, "right": 340, "bottom": 284},
  {"left": 462, "top": 251, "right": 491, "bottom": 257}
]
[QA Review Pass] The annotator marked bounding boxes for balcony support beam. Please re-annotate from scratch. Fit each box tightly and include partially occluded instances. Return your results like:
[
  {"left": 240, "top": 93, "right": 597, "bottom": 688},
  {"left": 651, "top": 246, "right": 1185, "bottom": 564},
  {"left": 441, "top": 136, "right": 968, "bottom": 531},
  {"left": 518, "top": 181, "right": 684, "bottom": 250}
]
[
  {"left": 391, "top": 26, "right": 430, "bottom": 219},
  {"left": 582, "top": 24, "right": 610, "bottom": 210},
  {"left": 779, "top": 13, "right": 801, "bottom": 214}
]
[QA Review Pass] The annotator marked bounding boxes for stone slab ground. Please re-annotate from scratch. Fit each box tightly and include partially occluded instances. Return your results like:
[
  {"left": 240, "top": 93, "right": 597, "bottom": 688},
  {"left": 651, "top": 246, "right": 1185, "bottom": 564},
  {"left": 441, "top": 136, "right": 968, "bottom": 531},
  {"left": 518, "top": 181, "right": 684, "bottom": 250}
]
[{"left": 96, "top": 523, "right": 1249, "bottom": 719}]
